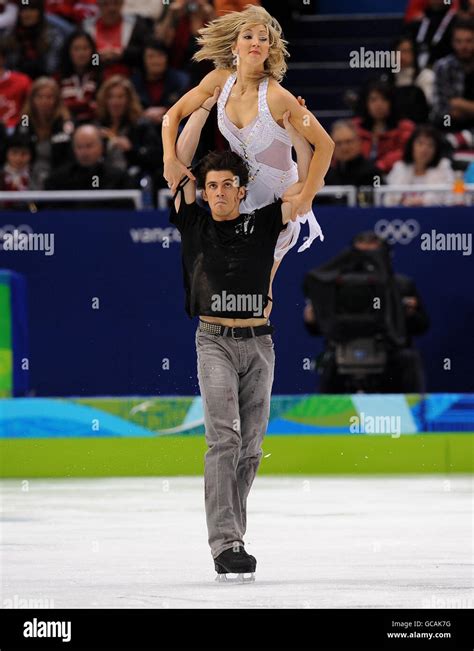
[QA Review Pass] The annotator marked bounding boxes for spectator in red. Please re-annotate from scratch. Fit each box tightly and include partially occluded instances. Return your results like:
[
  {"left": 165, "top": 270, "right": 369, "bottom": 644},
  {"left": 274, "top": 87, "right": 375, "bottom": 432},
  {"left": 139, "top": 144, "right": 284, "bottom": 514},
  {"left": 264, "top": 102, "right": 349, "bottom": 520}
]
[
  {"left": 0, "top": 37, "right": 32, "bottom": 131},
  {"left": 55, "top": 30, "right": 101, "bottom": 124},
  {"left": 406, "top": 0, "right": 458, "bottom": 68},
  {"left": 214, "top": 0, "right": 260, "bottom": 16},
  {"left": 154, "top": 0, "right": 215, "bottom": 72},
  {"left": 13, "top": 76, "right": 74, "bottom": 189},
  {"left": 83, "top": 0, "right": 152, "bottom": 80},
  {"left": 0, "top": 0, "right": 18, "bottom": 35},
  {"left": 352, "top": 81, "right": 415, "bottom": 174},
  {"left": 131, "top": 38, "right": 190, "bottom": 127},
  {"left": 3, "top": 0, "right": 66, "bottom": 78},
  {"left": 404, "top": 0, "right": 459, "bottom": 23},
  {"left": 94, "top": 74, "right": 163, "bottom": 178},
  {"left": 45, "top": 0, "right": 99, "bottom": 26}
]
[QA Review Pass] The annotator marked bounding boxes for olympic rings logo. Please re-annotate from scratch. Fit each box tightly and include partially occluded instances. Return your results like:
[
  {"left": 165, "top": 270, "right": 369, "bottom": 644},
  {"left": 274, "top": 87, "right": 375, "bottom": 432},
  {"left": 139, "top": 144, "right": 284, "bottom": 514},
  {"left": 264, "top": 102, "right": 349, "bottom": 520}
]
[{"left": 374, "top": 219, "right": 420, "bottom": 244}]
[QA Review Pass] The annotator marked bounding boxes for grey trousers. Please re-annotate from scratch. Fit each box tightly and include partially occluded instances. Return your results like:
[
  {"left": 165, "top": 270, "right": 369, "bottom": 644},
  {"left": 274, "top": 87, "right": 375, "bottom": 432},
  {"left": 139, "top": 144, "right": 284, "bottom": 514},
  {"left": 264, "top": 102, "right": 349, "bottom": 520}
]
[{"left": 195, "top": 325, "right": 275, "bottom": 559}]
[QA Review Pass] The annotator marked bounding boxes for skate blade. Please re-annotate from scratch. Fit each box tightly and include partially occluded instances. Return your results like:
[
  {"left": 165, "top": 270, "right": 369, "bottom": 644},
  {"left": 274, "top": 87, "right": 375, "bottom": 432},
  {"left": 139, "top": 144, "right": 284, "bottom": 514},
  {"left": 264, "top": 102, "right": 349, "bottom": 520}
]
[{"left": 215, "top": 572, "right": 255, "bottom": 584}]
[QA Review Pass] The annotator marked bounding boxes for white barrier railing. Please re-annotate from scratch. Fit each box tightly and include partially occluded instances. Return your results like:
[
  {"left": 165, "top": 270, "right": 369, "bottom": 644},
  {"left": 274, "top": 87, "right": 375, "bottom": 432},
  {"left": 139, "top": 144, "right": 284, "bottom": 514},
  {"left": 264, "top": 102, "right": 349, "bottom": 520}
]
[
  {"left": 373, "top": 184, "right": 474, "bottom": 207},
  {"left": 158, "top": 185, "right": 358, "bottom": 209},
  {"left": 0, "top": 190, "right": 144, "bottom": 209}
]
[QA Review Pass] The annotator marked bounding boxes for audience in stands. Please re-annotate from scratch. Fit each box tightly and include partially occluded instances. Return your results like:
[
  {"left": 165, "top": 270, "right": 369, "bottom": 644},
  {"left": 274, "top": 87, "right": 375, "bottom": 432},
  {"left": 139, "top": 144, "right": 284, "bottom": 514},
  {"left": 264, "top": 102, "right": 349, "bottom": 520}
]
[
  {"left": 325, "top": 120, "right": 381, "bottom": 187},
  {"left": 45, "top": 0, "right": 98, "bottom": 26},
  {"left": 384, "top": 36, "right": 433, "bottom": 123},
  {"left": 0, "top": 37, "right": 33, "bottom": 132},
  {"left": 431, "top": 18, "right": 474, "bottom": 151},
  {"left": 406, "top": 0, "right": 457, "bottom": 67},
  {"left": 0, "top": 0, "right": 471, "bottom": 209},
  {"left": 3, "top": 0, "right": 66, "bottom": 79},
  {"left": 13, "top": 76, "right": 74, "bottom": 189},
  {"left": 55, "top": 30, "right": 101, "bottom": 124},
  {"left": 154, "top": 0, "right": 215, "bottom": 73},
  {"left": 131, "top": 38, "right": 190, "bottom": 127},
  {"left": 352, "top": 81, "right": 415, "bottom": 174},
  {"left": 83, "top": 0, "right": 152, "bottom": 80},
  {"left": 385, "top": 125, "right": 455, "bottom": 205},
  {"left": 44, "top": 123, "right": 136, "bottom": 208},
  {"left": 94, "top": 74, "right": 162, "bottom": 180}
]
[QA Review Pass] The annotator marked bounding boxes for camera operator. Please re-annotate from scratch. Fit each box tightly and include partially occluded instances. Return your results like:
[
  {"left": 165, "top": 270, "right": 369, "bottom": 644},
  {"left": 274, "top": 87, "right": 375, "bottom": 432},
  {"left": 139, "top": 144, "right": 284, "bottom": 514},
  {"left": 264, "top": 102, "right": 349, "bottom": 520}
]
[{"left": 303, "top": 231, "right": 430, "bottom": 393}]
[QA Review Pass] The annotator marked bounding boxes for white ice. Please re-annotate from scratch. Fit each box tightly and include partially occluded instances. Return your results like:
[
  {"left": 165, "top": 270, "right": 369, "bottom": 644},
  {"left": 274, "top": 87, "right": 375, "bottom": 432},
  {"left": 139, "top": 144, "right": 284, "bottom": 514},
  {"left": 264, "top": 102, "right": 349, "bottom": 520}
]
[{"left": 1, "top": 476, "right": 472, "bottom": 609}]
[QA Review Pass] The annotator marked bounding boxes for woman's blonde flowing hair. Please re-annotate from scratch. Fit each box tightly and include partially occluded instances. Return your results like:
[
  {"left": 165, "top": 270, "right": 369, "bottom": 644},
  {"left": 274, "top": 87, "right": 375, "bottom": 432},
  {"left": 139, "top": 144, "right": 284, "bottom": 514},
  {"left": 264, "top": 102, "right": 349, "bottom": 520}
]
[{"left": 192, "top": 5, "right": 290, "bottom": 82}]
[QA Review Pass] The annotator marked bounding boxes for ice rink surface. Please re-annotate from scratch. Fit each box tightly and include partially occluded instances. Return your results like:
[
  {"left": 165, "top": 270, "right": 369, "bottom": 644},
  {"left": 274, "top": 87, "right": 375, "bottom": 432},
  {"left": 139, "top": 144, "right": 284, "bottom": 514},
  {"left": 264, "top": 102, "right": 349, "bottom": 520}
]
[{"left": 1, "top": 475, "right": 472, "bottom": 609}]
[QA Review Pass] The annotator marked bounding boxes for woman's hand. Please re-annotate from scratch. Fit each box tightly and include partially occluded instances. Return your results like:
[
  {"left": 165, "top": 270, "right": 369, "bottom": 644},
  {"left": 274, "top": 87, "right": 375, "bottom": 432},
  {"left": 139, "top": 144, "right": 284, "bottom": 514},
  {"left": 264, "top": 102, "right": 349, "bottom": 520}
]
[
  {"left": 200, "top": 86, "right": 220, "bottom": 112},
  {"left": 284, "top": 192, "right": 313, "bottom": 221},
  {"left": 164, "top": 157, "right": 196, "bottom": 195},
  {"left": 281, "top": 180, "right": 305, "bottom": 201}
]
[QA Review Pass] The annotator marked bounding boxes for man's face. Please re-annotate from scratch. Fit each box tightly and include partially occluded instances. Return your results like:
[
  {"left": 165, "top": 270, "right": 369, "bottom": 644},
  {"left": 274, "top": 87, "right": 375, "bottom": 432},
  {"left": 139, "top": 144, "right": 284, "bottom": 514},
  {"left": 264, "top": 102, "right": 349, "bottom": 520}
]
[
  {"left": 74, "top": 131, "right": 103, "bottom": 167},
  {"left": 202, "top": 170, "right": 246, "bottom": 219},
  {"left": 332, "top": 126, "right": 361, "bottom": 162},
  {"left": 453, "top": 28, "right": 474, "bottom": 62}
]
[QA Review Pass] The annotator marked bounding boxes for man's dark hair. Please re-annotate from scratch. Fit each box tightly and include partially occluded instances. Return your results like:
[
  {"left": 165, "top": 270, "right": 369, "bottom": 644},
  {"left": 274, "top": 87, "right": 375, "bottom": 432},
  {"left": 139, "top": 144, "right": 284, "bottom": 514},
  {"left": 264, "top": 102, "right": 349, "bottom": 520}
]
[
  {"left": 403, "top": 124, "right": 444, "bottom": 168},
  {"left": 195, "top": 150, "right": 250, "bottom": 190},
  {"left": 452, "top": 17, "right": 474, "bottom": 35}
]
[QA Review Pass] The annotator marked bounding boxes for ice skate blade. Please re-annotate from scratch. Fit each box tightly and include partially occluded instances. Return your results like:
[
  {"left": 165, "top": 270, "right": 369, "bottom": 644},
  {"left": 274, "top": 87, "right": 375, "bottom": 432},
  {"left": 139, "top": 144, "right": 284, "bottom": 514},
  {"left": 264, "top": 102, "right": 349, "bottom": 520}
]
[{"left": 215, "top": 572, "right": 255, "bottom": 584}]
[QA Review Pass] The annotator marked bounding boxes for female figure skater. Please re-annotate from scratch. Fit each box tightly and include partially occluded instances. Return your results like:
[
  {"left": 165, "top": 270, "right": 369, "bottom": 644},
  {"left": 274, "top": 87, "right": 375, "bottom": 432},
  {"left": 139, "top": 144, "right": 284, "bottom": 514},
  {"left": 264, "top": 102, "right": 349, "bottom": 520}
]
[{"left": 162, "top": 4, "right": 335, "bottom": 280}]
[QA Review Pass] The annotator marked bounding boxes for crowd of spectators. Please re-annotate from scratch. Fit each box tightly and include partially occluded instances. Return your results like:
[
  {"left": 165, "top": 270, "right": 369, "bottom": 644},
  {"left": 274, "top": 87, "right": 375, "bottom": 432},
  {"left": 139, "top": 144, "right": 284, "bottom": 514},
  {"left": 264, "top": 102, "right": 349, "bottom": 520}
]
[
  {"left": 0, "top": 0, "right": 473, "bottom": 208},
  {"left": 327, "top": 0, "right": 474, "bottom": 205}
]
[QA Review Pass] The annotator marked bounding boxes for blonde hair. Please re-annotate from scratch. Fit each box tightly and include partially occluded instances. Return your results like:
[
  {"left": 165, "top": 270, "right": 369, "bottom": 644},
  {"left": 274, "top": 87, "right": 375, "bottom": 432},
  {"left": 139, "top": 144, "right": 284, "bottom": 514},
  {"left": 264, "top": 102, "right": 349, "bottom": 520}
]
[
  {"left": 192, "top": 5, "right": 289, "bottom": 82},
  {"left": 96, "top": 75, "right": 143, "bottom": 124},
  {"left": 21, "top": 77, "right": 71, "bottom": 131}
]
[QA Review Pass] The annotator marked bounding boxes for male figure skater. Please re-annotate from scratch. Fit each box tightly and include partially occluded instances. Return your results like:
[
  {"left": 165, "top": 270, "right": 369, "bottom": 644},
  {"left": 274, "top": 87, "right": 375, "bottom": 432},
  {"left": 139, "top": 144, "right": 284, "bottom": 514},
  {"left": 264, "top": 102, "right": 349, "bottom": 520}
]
[{"left": 170, "top": 148, "right": 300, "bottom": 582}]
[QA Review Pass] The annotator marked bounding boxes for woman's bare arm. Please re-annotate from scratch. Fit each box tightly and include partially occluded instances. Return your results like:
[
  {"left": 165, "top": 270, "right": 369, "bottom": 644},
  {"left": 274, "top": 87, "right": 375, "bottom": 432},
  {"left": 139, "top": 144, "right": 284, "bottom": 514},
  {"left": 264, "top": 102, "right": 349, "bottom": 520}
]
[
  {"left": 268, "top": 81, "right": 335, "bottom": 218},
  {"left": 175, "top": 87, "right": 220, "bottom": 167},
  {"left": 282, "top": 108, "right": 313, "bottom": 182},
  {"left": 162, "top": 69, "right": 229, "bottom": 193}
]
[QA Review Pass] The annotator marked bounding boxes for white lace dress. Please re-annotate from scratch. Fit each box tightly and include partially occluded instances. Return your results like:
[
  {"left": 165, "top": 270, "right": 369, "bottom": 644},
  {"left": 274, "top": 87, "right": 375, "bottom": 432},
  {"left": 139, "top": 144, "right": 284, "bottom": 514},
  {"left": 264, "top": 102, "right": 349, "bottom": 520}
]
[{"left": 217, "top": 71, "right": 324, "bottom": 261}]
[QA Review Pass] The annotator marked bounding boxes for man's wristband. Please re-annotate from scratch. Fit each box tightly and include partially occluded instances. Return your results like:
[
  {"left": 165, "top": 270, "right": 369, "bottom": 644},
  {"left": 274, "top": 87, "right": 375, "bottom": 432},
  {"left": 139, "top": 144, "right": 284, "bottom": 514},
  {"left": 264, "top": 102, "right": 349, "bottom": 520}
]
[{"left": 199, "top": 105, "right": 211, "bottom": 112}]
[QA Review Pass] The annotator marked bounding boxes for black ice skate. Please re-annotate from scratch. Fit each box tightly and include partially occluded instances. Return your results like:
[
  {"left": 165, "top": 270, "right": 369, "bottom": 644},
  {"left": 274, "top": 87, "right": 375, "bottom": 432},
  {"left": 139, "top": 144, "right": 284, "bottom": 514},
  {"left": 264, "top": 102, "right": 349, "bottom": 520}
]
[{"left": 214, "top": 545, "right": 256, "bottom": 583}]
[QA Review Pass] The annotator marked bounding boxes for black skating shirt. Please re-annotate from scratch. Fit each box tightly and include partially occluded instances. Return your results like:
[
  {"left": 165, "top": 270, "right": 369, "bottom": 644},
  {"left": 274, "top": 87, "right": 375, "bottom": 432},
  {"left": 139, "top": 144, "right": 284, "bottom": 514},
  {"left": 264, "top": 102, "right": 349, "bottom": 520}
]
[{"left": 170, "top": 194, "right": 287, "bottom": 319}]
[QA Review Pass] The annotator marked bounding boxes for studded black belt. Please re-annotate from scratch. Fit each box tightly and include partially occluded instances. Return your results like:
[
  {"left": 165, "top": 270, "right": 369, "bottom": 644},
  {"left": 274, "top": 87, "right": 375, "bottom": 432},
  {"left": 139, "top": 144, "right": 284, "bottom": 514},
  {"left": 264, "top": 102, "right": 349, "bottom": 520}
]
[{"left": 199, "top": 319, "right": 274, "bottom": 339}]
